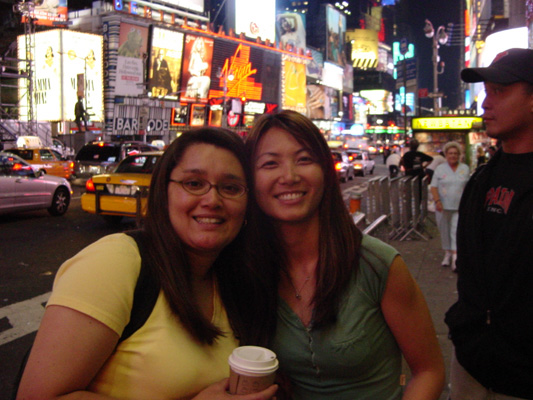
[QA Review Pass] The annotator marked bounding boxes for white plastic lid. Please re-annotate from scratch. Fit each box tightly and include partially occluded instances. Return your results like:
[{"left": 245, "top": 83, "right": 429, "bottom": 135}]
[{"left": 228, "top": 346, "right": 279, "bottom": 376}]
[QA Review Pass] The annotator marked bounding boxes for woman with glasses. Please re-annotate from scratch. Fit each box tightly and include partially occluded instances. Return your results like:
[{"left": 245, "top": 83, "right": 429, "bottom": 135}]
[
  {"left": 244, "top": 110, "right": 445, "bottom": 399},
  {"left": 16, "top": 128, "right": 278, "bottom": 400}
]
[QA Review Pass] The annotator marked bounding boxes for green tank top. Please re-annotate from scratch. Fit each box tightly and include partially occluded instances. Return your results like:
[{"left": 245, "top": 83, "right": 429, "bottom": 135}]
[{"left": 271, "top": 235, "right": 402, "bottom": 400}]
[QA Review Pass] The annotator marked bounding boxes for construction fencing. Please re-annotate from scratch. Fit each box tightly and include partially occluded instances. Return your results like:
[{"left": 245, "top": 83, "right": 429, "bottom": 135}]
[{"left": 346, "top": 175, "right": 432, "bottom": 242}]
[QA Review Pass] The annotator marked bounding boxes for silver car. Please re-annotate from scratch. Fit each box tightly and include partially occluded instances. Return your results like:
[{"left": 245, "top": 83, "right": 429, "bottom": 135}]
[{"left": 0, "top": 151, "right": 72, "bottom": 216}]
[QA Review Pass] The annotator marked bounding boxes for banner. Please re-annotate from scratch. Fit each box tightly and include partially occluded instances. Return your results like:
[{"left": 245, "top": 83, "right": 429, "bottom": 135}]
[{"left": 115, "top": 23, "right": 149, "bottom": 96}]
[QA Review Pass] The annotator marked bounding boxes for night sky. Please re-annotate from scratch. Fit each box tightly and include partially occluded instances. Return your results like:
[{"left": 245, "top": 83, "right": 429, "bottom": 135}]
[{"left": 403, "top": 0, "right": 463, "bottom": 110}]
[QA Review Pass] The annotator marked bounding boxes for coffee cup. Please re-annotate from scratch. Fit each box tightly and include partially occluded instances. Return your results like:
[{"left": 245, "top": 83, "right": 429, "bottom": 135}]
[{"left": 228, "top": 346, "right": 279, "bottom": 395}]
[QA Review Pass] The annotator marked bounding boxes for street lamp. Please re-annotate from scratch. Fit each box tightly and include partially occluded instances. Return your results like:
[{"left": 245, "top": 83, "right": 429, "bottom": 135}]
[
  {"left": 217, "top": 67, "right": 234, "bottom": 128},
  {"left": 424, "top": 19, "right": 448, "bottom": 116}
]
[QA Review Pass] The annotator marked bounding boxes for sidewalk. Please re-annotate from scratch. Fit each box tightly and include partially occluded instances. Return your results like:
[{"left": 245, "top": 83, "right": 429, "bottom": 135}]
[{"left": 387, "top": 214, "right": 457, "bottom": 400}]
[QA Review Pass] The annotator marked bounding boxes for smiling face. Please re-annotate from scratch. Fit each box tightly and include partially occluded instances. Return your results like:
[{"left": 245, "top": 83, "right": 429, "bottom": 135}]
[
  {"left": 168, "top": 143, "right": 247, "bottom": 260},
  {"left": 445, "top": 146, "right": 460, "bottom": 167},
  {"left": 253, "top": 127, "right": 324, "bottom": 226},
  {"left": 482, "top": 82, "right": 533, "bottom": 147}
]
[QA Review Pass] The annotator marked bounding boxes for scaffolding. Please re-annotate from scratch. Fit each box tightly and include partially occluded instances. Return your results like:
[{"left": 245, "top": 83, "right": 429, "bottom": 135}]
[{"left": 0, "top": 1, "right": 35, "bottom": 142}]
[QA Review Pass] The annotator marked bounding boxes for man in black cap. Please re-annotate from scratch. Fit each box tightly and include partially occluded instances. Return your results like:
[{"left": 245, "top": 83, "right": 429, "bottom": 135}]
[{"left": 445, "top": 48, "right": 533, "bottom": 399}]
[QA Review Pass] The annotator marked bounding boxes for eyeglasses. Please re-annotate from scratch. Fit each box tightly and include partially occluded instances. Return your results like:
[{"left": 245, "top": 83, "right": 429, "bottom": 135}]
[{"left": 169, "top": 178, "right": 248, "bottom": 199}]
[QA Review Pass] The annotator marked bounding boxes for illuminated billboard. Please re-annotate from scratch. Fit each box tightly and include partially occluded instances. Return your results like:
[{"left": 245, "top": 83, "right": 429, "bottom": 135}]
[
  {"left": 208, "top": 40, "right": 281, "bottom": 105},
  {"left": 148, "top": 27, "right": 184, "bottom": 99},
  {"left": 151, "top": 0, "right": 203, "bottom": 13},
  {"left": 282, "top": 56, "right": 306, "bottom": 113},
  {"left": 23, "top": 0, "right": 68, "bottom": 27},
  {"left": 276, "top": 12, "right": 306, "bottom": 51},
  {"left": 116, "top": 23, "right": 149, "bottom": 96},
  {"left": 346, "top": 29, "right": 379, "bottom": 70},
  {"left": 307, "top": 85, "right": 336, "bottom": 120},
  {"left": 360, "top": 89, "right": 393, "bottom": 114},
  {"left": 231, "top": 0, "right": 276, "bottom": 42},
  {"left": 180, "top": 34, "right": 214, "bottom": 103},
  {"left": 18, "top": 30, "right": 104, "bottom": 122},
  {"left": 326, "top": 5, "right": 347, "bottom": 66}
]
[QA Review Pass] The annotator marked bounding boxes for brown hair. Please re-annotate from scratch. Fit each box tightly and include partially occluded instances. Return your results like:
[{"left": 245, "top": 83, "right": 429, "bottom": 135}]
[
  {"left": 244, "top": 110, "right": 362, "bottom": 331},
  {"left": 143, "top": 127, "right": 254, "bottom": 345}
]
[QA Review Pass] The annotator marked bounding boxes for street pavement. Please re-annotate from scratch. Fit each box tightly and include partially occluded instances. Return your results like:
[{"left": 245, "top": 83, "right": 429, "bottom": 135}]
[{"left": 387, "top": 213, "right": 456, "bottom": 400}]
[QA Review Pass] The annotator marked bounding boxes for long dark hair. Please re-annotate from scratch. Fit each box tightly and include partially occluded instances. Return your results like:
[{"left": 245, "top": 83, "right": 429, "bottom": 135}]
[
  {"left": 143, "top": 127, "right": 255, "bottom": 345},
  {"left": 245, "top": 110, "right": 363, "bottom": 330}
]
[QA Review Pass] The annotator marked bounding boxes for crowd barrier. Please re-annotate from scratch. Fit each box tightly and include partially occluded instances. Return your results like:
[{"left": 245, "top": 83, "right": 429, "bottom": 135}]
[{"left": 347, "top": 174, "right": 432, "bottom": 242}]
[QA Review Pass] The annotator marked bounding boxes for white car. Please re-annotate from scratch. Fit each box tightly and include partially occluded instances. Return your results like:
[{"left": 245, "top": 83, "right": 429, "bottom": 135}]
[
  {"left": 0, "top": 151, "right": 72, "bottom": 216},
  {"left": 346, "top": 149, "right": 375, "bottom": 176}
]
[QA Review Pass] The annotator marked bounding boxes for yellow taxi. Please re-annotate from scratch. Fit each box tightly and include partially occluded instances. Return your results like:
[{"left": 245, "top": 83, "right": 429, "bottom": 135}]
[
  {"left": 81, "top": 151, "right": 162, "bottom": 225},
  {"left": 6, "top": 147, "right": 73, "bottom": 180}
]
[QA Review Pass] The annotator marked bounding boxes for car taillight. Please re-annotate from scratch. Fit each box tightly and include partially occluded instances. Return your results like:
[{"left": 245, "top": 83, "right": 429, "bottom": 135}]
[
  {"left": 335, "top": 162, "right": 342, "bottom": 170},
  {"left": 85, "top": 178, "right": 95, "bottom": 193}
]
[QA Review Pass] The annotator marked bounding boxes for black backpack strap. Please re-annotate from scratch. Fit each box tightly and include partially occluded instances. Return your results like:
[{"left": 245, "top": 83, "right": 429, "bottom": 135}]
[
  {"left": 121, "top": 229, "right": 160, "bottom": 343},
  {"left": 12, "top": 231, "right": 159, "bottom": 399}
]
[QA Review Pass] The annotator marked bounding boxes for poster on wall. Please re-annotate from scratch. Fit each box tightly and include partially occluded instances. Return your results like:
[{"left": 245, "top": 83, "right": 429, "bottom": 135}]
[
  {"left": 148, "top": 27, "right": 184, "bottom": 99},
  {"left": 115, "top": 23, "right": 149, "bottom": 96},
  {"left": 190, "top": 104, "right": 206, "bottom": 126},
  {"left": 17, "top": 29, "right": 104, "bottom": 122},
  {"left": 171, "top": 104, "right": 189, "bottom": 125},
  {"left": 180, "top": 34, "right": 214, "bottom": 103},
  {"left": 282, "top": 56, "right": 306, "bottom": 113},
  {"left": 276, "top": 12, "right": 306, "bottom": 51},
  {"left": 326, "top": 5, "right": 347, "bottom": 66}
]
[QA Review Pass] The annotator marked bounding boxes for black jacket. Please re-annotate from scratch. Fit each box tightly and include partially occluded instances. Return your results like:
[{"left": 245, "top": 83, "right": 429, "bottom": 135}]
[{"left": 445, "top": 150, "right": 533, "bottom": 398}]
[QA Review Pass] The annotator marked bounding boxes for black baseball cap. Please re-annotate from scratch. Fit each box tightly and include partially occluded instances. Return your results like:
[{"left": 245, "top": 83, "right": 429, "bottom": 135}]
[{"left": 461, "top": 48, "right": 533, "bottom": 85}]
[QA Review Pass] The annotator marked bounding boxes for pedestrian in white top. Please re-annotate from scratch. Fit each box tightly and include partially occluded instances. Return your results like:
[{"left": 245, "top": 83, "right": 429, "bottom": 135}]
[{"left": 430, "top": 142, "right": 469, "bottom": 271}]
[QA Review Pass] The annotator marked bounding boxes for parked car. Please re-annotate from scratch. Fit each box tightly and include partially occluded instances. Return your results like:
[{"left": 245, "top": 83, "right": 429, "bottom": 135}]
[
  {"left": 346, "top": 149, "right": 375, "bottom": 176},
  {"left": 81, "top": 151, "right": 163, "bottom": 225},
  {"left": 0, "top": 151, "right": 72, "bottom": 216},
  {"left": 331, "top": 150, "right": 354, "bottom": 182},
  {"left": 6, "top": 147, "right": 73, "bottom": 179},
  {"left": 73, "top": 140, "right": 159, "bottom": 184}
]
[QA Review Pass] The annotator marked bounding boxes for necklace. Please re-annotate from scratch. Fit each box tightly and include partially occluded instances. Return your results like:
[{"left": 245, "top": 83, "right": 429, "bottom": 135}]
[{"left": 287, "top": 274, "right": 311, "bottom": 300}]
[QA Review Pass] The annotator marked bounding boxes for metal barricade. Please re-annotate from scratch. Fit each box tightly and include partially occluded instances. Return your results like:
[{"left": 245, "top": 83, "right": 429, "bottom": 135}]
[
  {"left": 388, "top": 177, "right": 402, "bottom": 238},
  {"left": 366, "top": 177, "right": 381, "bottom": 221},
  {"left": 399, "top": 176, "right": 429, "bottom": 241}
]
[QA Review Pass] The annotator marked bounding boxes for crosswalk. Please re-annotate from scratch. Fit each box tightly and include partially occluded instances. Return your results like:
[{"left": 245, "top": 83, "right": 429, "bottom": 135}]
[{"left": 0, "top": 292, "right": 50, "bottom": 345}]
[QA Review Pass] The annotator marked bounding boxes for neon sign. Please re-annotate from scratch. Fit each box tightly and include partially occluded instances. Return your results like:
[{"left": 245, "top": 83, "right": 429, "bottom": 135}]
[{"left": 209, "top": 44, "right": 263, "bottom": 101}]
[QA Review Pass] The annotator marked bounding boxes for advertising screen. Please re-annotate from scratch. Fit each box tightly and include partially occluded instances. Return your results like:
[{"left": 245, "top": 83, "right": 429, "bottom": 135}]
[
  {"left": 307, "top": 84, "right": 336, "bottom": 120},
  {"left": 116, "top": 23, "right": 149, "bottom": 96},
  {"left": 306, "top": 48, "right": 323, "bottom": 79},
  {"left": 17, "top": 30, "right": 104, "bottom": 122},
  {"left": 148, "top": 27, "right": 184, "bottom": 99},
  {"left": 234, "top": 0, "right": 276, "bottom": 42},
  {"left": 180, "top": 34, "right": 214, "bottom": 102},
  {"left": 23, "top": 0, "right": 68, "bottom": 26},
  {"left": 360, "top": 89, "right": 394, "bottom": 114},
  {"left": 208, "top": 39, "right": 281, "bottom": 105},
  {"left": 276, "top": 12, "right": 306, "bottom": 51},
  {"left": 151, "top": 0, "right": 203, "bottom": 13},
  {"left": 326, "top": 5, "right": 347, "bottom": 66},
  {"left": 62, "top": 31, "right": 104, "bottom": 121},
  {"left": 282, "top": 56, "right": 306, "bottom": 113},
  {"left": 18, "top": 30, "right": 61, "bottom": 121}
]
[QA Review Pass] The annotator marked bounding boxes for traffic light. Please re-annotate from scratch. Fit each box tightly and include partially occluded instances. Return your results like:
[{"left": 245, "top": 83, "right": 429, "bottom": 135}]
[{"left": 240, "top": 95, "right": 246, "bottom": 103}]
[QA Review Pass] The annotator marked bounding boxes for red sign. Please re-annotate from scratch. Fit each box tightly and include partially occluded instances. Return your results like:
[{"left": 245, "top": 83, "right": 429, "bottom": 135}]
[{"left": 418, "top": 88, "right": 429, "bottom": 98}]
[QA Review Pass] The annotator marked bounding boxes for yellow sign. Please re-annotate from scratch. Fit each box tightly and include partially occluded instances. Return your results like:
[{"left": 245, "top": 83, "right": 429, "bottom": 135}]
[{"left": 412, "top": 117, "right": 483, "bottom": 130}]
